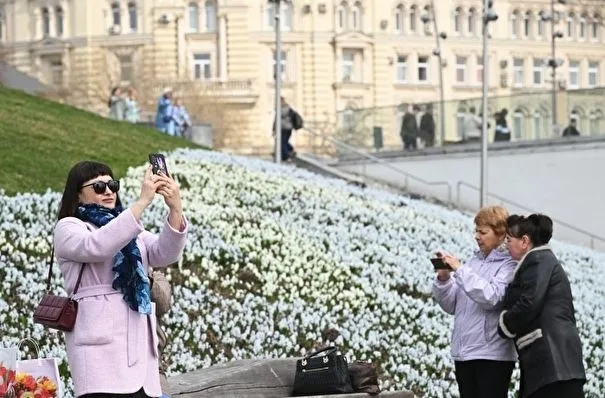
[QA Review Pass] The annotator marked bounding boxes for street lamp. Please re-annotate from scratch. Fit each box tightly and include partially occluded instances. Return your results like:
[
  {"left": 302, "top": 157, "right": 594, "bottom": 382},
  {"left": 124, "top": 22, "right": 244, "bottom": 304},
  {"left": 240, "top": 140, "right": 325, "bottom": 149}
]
[
  {"left": 480, "top": 0, "right": 498, "bottom": 207},
  {"left": 540, "top": 0, "right": 567, "bottom": 136},
  {"left": 421, "top": 3, "right": 447, "bottom": 146},
  {"left": 268, "top": 0, "right": 290, "bottom": 164}
]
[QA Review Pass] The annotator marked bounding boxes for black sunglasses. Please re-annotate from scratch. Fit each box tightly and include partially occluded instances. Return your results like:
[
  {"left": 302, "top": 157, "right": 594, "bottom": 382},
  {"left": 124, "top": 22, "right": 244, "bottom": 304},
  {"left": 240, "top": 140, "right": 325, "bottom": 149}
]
[{"left": 81, "top": 179, "right": 120, "bottom": 194}]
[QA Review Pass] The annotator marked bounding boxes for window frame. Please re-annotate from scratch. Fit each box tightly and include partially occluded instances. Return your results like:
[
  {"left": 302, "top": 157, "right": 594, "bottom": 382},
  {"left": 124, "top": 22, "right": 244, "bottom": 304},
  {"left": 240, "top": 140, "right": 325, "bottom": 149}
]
[
  {"left": 418, "top": 55, "right": 429, "bottom": 82},
  {"left": 396, "top": 55, "right": 408, "bottom": 83},
  {"left": 193, "top": 53, "right": 212, "bottom": 80}
]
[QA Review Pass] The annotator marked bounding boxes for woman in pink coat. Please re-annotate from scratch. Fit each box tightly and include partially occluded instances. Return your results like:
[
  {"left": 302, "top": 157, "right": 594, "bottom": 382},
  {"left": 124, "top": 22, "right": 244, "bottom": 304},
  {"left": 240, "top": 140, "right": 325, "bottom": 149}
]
[{"left": 54, "top": 160, "right": 187, "bottom": 398}]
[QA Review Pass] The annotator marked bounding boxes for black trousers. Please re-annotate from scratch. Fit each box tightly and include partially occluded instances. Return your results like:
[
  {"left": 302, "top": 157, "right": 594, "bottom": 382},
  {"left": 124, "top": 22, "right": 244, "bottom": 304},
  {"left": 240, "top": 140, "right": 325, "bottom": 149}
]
[
  {"left": 528, "top": 379, "right": 585, "bottom": 398},
  {"left": 80, "top": 388, "right": 152, "bottom": 398},
  {"left": 455, "top": 360, "right": 514, "bottom": 398}
]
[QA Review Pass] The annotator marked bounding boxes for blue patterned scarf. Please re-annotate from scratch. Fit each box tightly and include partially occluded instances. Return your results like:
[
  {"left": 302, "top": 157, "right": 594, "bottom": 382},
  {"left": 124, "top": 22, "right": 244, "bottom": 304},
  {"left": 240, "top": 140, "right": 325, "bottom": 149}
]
[{"left": 77, "top": 203, "right": 151, "bottom": 314}]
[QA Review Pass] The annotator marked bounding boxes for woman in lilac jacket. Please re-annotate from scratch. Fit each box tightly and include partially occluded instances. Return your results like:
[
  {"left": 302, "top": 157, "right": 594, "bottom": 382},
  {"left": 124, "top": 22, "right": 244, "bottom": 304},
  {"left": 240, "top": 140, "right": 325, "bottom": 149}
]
[
  {"left": 432, "top": 206, "right": 517, "bottom": 398},
  {"left": 54, "top": 160, "right": 187, "bottom": 398}
]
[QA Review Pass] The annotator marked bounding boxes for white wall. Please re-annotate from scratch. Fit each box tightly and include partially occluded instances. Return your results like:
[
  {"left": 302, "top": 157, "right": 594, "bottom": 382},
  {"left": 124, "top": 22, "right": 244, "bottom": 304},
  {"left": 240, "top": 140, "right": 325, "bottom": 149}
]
[{"left": 336, "top": 142, "right": 605, "bottom": 251}]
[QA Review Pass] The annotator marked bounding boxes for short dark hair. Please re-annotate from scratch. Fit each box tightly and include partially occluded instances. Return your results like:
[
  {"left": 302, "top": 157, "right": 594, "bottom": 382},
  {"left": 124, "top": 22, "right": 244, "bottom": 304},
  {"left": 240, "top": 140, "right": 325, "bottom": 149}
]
[
  {"left": 57, "top": 161, "right": 123, "bottom": 220},
  {"left": 507, "top": 214, "right": 553, "bottom": 246}
]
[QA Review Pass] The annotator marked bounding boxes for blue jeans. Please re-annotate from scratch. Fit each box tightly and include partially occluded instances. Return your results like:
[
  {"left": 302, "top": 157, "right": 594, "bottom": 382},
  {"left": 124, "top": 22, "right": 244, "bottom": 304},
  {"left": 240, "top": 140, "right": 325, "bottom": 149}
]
[{"left": 280, "top": 129, "right": 293, "bottom": 160}]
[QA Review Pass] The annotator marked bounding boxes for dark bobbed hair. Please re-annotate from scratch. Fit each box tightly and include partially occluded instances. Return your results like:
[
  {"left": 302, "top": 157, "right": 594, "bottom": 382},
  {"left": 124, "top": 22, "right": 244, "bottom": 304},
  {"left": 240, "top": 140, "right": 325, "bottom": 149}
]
[
  {"left": 507, "top": 214, "right": 553, "bottom": 247},
  {"left": 57, "top": 161, "right": 123, "bottom": 220},
  {"left": 108, "top": 86, "right": 120, "bottom": 107}
]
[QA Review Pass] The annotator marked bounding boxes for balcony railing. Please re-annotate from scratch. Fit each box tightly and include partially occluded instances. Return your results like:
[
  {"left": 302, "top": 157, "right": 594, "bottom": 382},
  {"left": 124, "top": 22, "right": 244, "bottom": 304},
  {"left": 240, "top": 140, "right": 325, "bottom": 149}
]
[
  {"left": 153, "top": 79, "right": 258, "bottom": 103},
  {"left": 334, "top": 87, "right": 605, "bottom": 151}
]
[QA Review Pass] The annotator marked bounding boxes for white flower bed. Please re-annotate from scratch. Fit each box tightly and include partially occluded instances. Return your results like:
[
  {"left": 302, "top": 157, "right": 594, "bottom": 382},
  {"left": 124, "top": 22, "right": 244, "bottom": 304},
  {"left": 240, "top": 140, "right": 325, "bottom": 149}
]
[{"left": 1, "top": 148, "right": 604, "bottom": 397}]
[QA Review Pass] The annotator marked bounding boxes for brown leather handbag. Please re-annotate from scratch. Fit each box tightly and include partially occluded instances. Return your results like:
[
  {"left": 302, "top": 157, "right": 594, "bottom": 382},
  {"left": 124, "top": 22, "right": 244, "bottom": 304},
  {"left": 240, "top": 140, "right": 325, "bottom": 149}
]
[
  {"left": 348, "top": 360, "right": 381, "bottom": 395},
  {"left": 33, "top": 248, "right": 85, "bottom": 332}
]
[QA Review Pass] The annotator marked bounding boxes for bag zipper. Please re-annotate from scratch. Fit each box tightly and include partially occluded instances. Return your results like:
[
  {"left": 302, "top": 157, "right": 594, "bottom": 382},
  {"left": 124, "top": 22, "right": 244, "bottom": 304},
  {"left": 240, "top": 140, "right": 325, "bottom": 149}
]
[{"left": 302, "top": 366, "right": 329, "bottom": 373}]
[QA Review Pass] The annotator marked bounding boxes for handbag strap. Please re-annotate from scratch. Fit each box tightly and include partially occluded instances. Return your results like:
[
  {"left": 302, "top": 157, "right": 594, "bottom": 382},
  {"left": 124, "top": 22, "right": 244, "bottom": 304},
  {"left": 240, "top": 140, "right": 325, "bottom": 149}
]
[
  {"left": 305, "top": 346, "right": 338, "bottom": 359},
  {"left": 47, "top": 247, "right": 86, "bottom": 295}
]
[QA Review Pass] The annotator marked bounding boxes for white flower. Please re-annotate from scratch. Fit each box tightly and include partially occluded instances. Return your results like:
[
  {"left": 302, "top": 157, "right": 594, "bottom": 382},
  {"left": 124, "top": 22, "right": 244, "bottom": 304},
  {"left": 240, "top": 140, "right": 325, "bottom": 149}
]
[{"left": 0, "top": 149, "right": 604, "bottom": 397}]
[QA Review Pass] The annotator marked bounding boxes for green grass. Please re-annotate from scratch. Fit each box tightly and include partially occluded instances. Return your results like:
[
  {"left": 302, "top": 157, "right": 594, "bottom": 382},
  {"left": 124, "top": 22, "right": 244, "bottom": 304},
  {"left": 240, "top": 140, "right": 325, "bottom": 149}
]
[{"left": 0, "top": 85, "right": 201, "bottom": 195}]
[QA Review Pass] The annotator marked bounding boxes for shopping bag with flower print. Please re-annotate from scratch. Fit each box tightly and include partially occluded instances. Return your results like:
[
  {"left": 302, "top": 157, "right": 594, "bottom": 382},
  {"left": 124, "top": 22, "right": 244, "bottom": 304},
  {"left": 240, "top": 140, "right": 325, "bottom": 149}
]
[
  {"left": 0, "top": 346, "right": 18, "bottom": 397},
  {"left": 14, "top": 338, "right": 61, "bottom": 398}
]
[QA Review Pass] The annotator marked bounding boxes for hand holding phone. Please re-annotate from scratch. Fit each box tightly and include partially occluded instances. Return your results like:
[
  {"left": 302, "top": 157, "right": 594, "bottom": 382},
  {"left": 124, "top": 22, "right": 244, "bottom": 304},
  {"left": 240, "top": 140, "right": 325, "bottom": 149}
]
[
  {"left": 430, "top": 257, "right": 453, "bottom": 271},
  {"left": 149, "top": 153, "right": 169, "bottom": 177}
]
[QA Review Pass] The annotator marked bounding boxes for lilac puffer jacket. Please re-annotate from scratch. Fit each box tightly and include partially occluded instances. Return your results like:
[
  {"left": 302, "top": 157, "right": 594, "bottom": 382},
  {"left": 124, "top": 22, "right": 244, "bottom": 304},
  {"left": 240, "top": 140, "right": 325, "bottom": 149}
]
[{"left": 432, "top": 247, "right": 518, "bottom": 362}]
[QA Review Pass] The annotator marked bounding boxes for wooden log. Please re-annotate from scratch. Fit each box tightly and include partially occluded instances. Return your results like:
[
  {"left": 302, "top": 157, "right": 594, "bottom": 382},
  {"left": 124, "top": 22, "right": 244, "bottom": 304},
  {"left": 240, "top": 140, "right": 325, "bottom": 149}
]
[{"left": 169, "top": 358, "right": 415, "bottom": 398}]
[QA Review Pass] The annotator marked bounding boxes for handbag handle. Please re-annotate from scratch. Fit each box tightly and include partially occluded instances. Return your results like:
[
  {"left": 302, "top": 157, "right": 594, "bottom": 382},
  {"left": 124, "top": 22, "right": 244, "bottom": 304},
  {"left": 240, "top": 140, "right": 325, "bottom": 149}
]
[
  {"left": 304, "top": 346, "right": 338, "bottom": 359},
  {"left": 47, "top": 247, "right": 85, "bottom": 295},
  {"left": 18, "top": 337, "right": 40, "bottom": 360}
]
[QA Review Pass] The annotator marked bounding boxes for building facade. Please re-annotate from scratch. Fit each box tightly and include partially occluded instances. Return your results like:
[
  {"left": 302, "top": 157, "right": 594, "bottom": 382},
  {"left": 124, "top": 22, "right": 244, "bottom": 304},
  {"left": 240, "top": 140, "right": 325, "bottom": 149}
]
[{"left": 0, "top": 0, "right": 604, "bottom": 153}]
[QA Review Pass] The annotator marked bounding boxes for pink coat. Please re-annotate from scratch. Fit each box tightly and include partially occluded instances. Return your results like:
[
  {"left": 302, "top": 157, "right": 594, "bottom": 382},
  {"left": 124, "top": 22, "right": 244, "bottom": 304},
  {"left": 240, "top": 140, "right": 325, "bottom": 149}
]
[{"left": 53, "top": 208, "right": 187, "bottom": 397}]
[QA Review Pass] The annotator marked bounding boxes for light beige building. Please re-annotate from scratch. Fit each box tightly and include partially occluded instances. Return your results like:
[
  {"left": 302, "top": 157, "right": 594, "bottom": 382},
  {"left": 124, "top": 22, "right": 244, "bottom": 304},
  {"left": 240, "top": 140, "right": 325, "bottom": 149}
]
[{"left": 0, "top": 0, "right": 604, "bottom": 153}]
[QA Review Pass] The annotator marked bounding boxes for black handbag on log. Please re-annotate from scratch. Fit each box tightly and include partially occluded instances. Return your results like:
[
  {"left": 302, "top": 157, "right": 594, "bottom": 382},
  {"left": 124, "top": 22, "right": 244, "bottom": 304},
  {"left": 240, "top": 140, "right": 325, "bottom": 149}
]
[{"left": 292, "top": 346, "right": 354, "bottom": 396}]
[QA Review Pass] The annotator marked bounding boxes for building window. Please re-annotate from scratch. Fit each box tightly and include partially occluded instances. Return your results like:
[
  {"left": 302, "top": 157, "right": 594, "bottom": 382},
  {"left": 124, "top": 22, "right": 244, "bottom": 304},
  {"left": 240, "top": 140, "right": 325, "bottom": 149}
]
[
  {"left": 511, "top": 10, "right": 518, "bottom": 37},
  {"left": 111, "top": 2, "right": 121, "bottom": 27},
  {"left": 342, "top": 107, "right": 355, "bottom": 132},
  {"left": 537, "top": 12, "right": 544, "bottom": 37},
  {"left": 468, "top": 8, "right": 476, "bottom": 35},
  {"left": 205, "top": 0, "right": 216, "bottom": 32},
  {"left": 42, "top": 8, "right": 50, "bottom": 37},
  {"left": 351, "top": 2, "right": 361, "bottom": 31},
  {"left": 188, "top": 3, "right": 199, "bottom": 32},
  {"left": 273, "top": 50, "right": 287, "bottom": 81},
  {"left": 342, "top": 49, "right": 355, "bottom": 81},
  {"left": 396, "top": 55, "right": 407, "bottom": 83},
  {"left": 118, "top": 54, "right": 134, "bottom": 84},
  {"left": 42, "top": 56, "right": 63, "bottom": 86},
  {"left": 568, "top": 60, "right": 580, "bottom": 88},
  {"left": 454, "top": 7, "right": 461, "bottom": 33},
  {"left": 589, "top": 110, "right": 602, "bottom": 135},
  {"left": 579, "top": 15, "right": 586, "bottom": 39},
  {"left": 513, "top": 58, "right": 524, "bottom": 87},
  {"left": 513, "top": 109, "right": 524, "bottom": 139},
  {"left": 55, "top": 7, "right": 64, "bottom": 37},
  {"left": 409, "top": 5, "right": 417, "bottom": 33},
  {"left": 193, "top": 53, "right": 211, "bottom": 80},
  {"left": 128, "top": 2, "right": 137, "bottom": 32},
  {"left": 588, "top": 61, "right": 599, "bottom": 87},
  {"left": 455, "top": 56, "right": 467, "bottom": 83},
  {"left": 533, "top": 111, "right": 542, "bottom": 139},
  {"left": 395, "top": 5, "right": 404, "bottom": 33},
  {"left": 267, "top": 2, "right": 292, "bottom": 31},
  {"left": 592, "top": 15, "right": 600, "bottom": 40},
  {"left": 567, "top": 13, "right": 574, "bottom": 38},
  {"left": 418, "top": 56, "right": 429, "bottom": 82},
  {"left": 456, "top": 107, "right": 466, "bottom": 140},
  {"left": 533, "top": 59, "right": 544, "bottom": 85},
  {"left": 337, "top": 2, "right": 348, "bottom": 30},
  {"left": 523, "top": 12, "right": 531, "bottom": 37},
  {"left": 476, "top": 56, "right": 484, "bottom": 83}
]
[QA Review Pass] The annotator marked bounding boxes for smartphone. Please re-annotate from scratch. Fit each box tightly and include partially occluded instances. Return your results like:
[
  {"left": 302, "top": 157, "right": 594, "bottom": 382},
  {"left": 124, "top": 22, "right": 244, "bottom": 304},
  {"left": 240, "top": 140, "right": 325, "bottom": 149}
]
[
  {"left": 149, "top": 153, "right": 169, "bottom": 177},
  {"left": 430, "top": 258, "right": 453, "bottom": 271}
]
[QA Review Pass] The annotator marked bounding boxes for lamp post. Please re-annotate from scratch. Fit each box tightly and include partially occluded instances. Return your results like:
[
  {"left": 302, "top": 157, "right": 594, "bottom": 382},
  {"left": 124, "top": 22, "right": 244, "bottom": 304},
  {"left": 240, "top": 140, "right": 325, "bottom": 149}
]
[
  {"left": 421, "top": 3, "right": 447, "bottom": 146},
  {"left": 541, "top": 0, "right": 567, "bottom": 136},
  {"left": 480, "top": 1, "right": 498, "bottom": 207},
  {"left": 268, "top": 0, "right": 288, "bottom": 164}
]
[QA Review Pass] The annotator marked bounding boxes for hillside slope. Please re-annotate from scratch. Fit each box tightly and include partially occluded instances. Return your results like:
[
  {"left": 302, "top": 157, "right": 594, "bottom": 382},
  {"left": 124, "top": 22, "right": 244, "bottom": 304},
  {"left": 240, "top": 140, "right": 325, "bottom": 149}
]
[
  {"left": 1, "top": 149, "right": 604, "bottom": 397},
  {"left": 0, "top": 85, "right": 199, "bottom": 194}
]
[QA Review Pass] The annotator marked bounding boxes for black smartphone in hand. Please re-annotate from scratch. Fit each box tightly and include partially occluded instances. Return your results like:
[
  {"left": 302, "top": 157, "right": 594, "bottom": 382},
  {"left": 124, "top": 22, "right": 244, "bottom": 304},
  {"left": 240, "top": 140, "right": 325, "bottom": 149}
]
[
  {"left": 149, "top": 153, "right": 169, "bottom": 177},
  {"left": 431, "top": 257, "right": 453, "bottom": 271}
]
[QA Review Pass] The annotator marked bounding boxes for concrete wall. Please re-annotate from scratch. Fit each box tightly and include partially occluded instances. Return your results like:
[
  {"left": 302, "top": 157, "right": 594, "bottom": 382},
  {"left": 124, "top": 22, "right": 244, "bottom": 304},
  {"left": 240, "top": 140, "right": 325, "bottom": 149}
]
[{"left": 335, "top": 140, "right": 605, "bottom": 250}]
